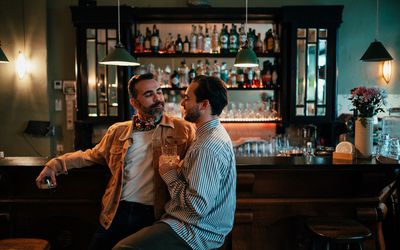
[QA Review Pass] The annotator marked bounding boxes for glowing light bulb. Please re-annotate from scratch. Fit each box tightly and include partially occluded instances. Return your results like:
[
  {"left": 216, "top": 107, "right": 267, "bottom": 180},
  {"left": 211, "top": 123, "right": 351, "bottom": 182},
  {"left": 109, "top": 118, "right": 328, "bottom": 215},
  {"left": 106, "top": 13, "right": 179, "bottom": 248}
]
[
  {"left": 382, "top": 60, "right": 392, "bottom": 84},
  {"left": 16, "top": 51, "right": 27, "bottom": 80}
]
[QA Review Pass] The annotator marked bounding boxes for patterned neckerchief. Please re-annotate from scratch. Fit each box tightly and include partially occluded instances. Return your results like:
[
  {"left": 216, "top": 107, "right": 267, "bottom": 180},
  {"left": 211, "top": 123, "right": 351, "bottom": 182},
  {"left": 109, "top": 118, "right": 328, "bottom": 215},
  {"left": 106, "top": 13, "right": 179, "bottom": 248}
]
[{"left": 132, "top": 114, "right": 162, "bottom": 131}]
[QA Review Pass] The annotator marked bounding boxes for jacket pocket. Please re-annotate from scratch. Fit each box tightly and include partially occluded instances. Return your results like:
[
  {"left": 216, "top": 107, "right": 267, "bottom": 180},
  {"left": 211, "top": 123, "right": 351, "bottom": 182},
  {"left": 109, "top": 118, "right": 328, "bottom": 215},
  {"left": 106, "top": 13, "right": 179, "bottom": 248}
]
[{"left": 109, "top": 145, "right": 123, "bottom": 171}]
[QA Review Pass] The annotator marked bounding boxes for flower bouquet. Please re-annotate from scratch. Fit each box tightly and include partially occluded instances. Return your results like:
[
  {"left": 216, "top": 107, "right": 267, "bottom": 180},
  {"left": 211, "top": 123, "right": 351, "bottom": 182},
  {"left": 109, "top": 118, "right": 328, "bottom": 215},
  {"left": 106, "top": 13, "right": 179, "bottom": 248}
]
[{"left": 349, "top": 86, "right": 387, "bottom": 127}]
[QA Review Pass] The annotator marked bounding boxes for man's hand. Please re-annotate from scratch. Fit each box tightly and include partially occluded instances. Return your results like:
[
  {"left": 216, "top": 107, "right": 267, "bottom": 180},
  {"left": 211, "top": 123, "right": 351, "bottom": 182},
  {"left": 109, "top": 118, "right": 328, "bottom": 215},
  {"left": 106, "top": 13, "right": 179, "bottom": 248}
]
[
  {"left": 36, "top": 166, "right": 57, "bottom": 189},
  {"left": 159, "top": 155, "right": 179, "bottom": 176}
]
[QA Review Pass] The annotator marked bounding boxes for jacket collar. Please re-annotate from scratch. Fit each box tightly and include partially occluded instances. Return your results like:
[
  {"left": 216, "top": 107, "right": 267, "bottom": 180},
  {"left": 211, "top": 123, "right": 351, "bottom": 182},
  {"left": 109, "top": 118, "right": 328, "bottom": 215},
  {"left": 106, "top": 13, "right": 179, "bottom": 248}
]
[{"left": 118, "top": 114, "right": 175, "bottom": 142}]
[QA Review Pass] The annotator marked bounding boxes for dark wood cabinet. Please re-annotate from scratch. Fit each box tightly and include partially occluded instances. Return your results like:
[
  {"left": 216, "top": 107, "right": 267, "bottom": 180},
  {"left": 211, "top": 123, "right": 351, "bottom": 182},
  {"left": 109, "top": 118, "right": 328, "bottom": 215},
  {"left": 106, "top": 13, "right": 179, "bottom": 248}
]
[
  {"left": 281, "top": 6, "right": 344, "bottom": 144},
  {"left": 71, "top": 6, "right": 134, "bottom": 123}
]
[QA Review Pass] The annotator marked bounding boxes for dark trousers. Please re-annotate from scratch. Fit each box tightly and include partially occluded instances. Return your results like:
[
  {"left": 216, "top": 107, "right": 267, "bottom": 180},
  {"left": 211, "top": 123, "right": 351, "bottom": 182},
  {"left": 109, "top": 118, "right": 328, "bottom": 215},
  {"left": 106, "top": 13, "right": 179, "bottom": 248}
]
[
  {"left": 88, "top": 201, "right": 155, "bottom": 250},
  {"left": 112, "top": 222, "right": 191, "bottom": 250}
]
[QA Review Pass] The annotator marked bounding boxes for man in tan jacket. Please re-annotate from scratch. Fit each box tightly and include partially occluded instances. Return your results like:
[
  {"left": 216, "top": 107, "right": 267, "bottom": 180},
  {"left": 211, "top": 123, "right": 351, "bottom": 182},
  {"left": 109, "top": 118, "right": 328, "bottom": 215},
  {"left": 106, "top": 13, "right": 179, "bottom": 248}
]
[{"left": 36, "top": 73, "right": 195, "bottom": 250}]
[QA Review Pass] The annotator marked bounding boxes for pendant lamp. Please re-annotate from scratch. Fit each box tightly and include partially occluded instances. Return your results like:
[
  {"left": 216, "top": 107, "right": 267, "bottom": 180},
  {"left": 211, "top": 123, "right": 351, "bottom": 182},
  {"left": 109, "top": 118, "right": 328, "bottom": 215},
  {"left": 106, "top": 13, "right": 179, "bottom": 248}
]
[
  {"left": 360, "top": 0, "right": 393, "bottom": 61},
  {"left": 99, "top": 0, "right": 139, "bottom": 66},
  {"left": 234, "top": 0, "right": 258, "bottom": 68},
  {"left": 0, "top": 41, "right": 9, "bottom": 63}
]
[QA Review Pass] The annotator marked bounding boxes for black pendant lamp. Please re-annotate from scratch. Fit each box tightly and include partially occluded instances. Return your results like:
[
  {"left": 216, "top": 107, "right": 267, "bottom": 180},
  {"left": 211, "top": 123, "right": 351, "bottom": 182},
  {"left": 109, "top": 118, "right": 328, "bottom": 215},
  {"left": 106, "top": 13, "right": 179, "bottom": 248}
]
[
  {"left": 0, "top": 41, "right": 9, "bottom": 63},
  {"left": 234, "top": 0, "right": 258, "bottom": 68},
  {"left": 360, "top": 0, "right": 393, "bottom": 62},
  {"left": 99, "top": 0, "right": 139, "bottom": 66}
]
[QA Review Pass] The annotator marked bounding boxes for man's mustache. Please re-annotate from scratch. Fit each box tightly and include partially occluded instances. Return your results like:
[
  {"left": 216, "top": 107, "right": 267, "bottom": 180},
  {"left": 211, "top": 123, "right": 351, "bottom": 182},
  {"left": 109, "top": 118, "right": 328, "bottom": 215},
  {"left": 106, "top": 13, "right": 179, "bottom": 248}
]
[{"left": 151, "top": 101, "right": 164, "bottom": 109}]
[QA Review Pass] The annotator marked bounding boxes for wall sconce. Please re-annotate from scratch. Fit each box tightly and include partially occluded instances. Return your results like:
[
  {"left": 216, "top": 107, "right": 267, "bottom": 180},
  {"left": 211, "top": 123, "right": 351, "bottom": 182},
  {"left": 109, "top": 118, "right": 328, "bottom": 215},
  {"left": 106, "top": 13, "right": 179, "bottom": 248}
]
[
  {"left": 16, "top": 51, "right": 27, "bottom": 79},
  {"left": 382, "top": 60, "right": 392, "bottom": 84}
]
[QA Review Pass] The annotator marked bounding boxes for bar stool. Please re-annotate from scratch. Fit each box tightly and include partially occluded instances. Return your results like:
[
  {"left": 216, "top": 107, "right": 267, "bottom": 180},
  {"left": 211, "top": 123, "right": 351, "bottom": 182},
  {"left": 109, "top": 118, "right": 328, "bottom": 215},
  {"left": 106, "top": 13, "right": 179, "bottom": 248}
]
[
  {"left": 0, "top": 238, "right": 50, "bottom": 250},
  {"left": 306, "top": 217, "right": 371, "bottom": 250}
]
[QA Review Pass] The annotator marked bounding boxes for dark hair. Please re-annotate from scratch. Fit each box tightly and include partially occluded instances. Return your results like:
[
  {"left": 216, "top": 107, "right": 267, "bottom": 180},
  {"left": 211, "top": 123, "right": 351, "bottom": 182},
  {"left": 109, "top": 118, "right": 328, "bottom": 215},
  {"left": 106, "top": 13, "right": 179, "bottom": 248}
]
[
  {"left": 193, "top": 75, "right": 228, "bottom": 116},
  {"left": 128, "top": 73, "right": 154, "bottom": 98}
]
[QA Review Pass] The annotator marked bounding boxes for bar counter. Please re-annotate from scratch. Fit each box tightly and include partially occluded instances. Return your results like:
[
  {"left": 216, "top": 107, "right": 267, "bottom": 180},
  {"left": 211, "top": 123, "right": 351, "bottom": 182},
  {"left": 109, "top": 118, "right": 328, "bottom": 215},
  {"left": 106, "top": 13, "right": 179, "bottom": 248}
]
[{"left": 0, "top": 156, "right": 399, "bottom": 250}]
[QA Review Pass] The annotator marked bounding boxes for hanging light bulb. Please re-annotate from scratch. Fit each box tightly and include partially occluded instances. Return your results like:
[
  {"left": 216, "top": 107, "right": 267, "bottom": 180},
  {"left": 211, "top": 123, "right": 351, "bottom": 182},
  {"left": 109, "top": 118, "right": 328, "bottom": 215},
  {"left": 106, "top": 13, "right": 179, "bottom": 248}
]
[
  {"left": 99, "top": 0, "right": 139, "bottom": 66},
  {"left": 16, "top": 51, "right": 27, "bottom": 79},
  {"left": 234, "top": 0, "right": 258, "bottom": 68}
]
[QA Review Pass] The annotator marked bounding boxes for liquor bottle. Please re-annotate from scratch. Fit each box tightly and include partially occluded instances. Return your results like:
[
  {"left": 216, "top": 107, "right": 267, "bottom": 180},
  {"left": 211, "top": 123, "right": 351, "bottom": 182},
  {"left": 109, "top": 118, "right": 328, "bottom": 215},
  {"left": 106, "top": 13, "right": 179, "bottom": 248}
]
[
  {"left": 253, "top": 67, "right": 262, "bottom": 88},
  {"left": 247, "top": 28, "right": 254, "bottom": 49},
  {"left": 188, "top": 63, "right": 196, "bottom": 83},
  {"left": 212, "top": 60, "right": 221, "bottom": 78},
  {"left": 197, "top": 25, "right": 205, "bottom": 53},
  {"left": 220, "top": 62, "right": 229, "bottom": 83},
  {"left": 272, "top": 61, "right": 279, "bottom": 88},
  {"left": 261, "top": 60, "right": 272, "bottom": 87},
  {"left": 144, "top": 27, "right": 151, "bottom": 52},
  {"left": 204, "top": 27, "right": 212, "bottom": 53},
  {"left": 175, "top": 34, "right": 183, "bottom": 53},
  {"left": 228, "top": 67, "right": 237, "bottom": 88},
  {"left": 203, "top": 59, "right": 209, "bottom": 76},
  {"left": 151, "top": 25, "right": 160, "bottom": 53},
  {"left": 170, "top": 70, "right": 180, "bottom": 88},
  {"left": 134, "top": 30, "right": 144, "bottom": 53},
  {"left": 265, "top": 28, "right": 274, "bottom": 53},
  {"left": 229, "top": 24, "right": 239, "bottom": 53},
  {"left": 163, "top": 65, "right": 171, "bottom": 87},
  {"left": 254, "top": 33, "right": 263, "bottom": 53},
  {"left": 273, "top": 24, "right": 280, "bottom": 53},
  {"left": 211, "top": 24, "right": 219, "bottom": 53},
  {"left": 183, "top": 35, "right": 190, "bottom": 53},
  {"left": 190, "top": 25, "right": 197, "bottom": 53},
  {"left": 247, "top": 68, "right": 254, "bottom": 88},
  {"left": 219, "top": 24, "right": 229, "bottom": 54},
  {"left": 156, "top": 67, "right": 163, "bottom": 87},
  {"left": 165, "top": 32, "right": 175, "bottom": 54},
  {"left": 179, "top": 59, "right": 189, "bottom": 87},
  {"left": 238, "top": 23, "right": 247, "bottom": 48},
  {"left": 196, "top": 60, "right": 204, "bottom": 76},
  {"left": 236, "top": 68, "right": 244, "bottom": 89}
]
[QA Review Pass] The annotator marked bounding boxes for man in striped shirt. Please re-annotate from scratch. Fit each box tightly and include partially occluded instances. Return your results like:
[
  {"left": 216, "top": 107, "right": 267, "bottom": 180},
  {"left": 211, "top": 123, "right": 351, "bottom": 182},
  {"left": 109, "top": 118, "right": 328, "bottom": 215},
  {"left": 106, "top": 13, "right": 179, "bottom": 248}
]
[{"left": 114, "top": 75, "right": 236, "bottom": 250}]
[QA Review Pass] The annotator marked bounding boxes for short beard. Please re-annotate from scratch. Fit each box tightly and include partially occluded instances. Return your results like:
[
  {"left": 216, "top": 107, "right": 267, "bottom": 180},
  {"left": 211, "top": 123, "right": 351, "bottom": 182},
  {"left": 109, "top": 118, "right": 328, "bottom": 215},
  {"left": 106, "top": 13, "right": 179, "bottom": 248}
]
[
  {"left": 184, "top": 105, "right": 201, "bottom": 123},
  {"left": 137, "top": 101, "right": 165, "bottom": 117}
]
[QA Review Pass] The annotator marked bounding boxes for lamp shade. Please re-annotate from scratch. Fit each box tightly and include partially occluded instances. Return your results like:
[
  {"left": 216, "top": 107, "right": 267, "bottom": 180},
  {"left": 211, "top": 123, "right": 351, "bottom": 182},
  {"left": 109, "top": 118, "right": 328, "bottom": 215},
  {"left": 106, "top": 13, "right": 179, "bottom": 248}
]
[
  {"left": 234, "top": 47, "right": 258, "bottom": 67},
  {"left": 360, "top": 40, "right": 393, "bottom": 62},
  {"left": 99, "top": 43, "right": 140, "bottom": 66},
  {"left": 0, "top": 46, "right": 9, "bottom": 63}
]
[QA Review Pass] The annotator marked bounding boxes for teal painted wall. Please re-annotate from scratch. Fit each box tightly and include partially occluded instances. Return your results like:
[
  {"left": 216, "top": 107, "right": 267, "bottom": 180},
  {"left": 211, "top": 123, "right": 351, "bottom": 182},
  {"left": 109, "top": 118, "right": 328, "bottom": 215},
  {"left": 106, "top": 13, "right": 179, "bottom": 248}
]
[{"left": 0, "top": 0, "right": 399, "bottom": 156}]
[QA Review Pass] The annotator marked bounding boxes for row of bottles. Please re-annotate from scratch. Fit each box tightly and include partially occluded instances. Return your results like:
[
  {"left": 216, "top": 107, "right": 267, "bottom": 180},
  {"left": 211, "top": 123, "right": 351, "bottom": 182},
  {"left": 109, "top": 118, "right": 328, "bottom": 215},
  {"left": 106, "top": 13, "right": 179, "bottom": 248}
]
[
  {"left": 134, "top": 24, "right": 280, "bottom": 55},
  {"left": 134, "top": 59, "right": 280, "bottom": 89}
]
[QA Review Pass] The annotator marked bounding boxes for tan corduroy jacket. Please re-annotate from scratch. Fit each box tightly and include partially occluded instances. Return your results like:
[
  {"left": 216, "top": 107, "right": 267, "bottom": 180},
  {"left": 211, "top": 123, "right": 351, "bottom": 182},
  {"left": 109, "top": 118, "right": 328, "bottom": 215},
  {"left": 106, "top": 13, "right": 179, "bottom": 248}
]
[{"left": 45, "top": 115, "right": 195, "bottom": 229}]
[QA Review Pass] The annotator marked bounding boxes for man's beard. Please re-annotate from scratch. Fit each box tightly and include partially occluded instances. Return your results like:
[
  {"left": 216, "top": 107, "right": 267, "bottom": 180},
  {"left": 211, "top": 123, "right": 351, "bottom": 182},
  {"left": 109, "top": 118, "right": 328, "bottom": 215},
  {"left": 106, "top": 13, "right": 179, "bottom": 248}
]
[
  {"left": 184, "top": 105, "right": 201, "bottom": 123},
  {"left": 138, "top": 101, "right": 165, "bottom": 116}
]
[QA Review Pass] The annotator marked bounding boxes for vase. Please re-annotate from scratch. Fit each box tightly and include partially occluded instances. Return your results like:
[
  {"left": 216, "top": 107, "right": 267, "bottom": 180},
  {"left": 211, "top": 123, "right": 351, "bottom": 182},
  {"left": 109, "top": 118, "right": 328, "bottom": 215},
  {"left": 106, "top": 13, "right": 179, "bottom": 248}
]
[{"left": 355, "top": 117, "right": 373, "bottom": 158}]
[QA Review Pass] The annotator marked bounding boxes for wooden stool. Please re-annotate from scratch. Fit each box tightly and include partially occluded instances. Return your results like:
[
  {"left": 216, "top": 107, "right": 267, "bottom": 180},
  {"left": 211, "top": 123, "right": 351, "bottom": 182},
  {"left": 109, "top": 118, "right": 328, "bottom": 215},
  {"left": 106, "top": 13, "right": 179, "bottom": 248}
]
[
  {"left": 306, "top": 217, "right": 371, "bottom": 250},
  {"left": 0, "top": 238, "right": 50, "bottom": 250}
]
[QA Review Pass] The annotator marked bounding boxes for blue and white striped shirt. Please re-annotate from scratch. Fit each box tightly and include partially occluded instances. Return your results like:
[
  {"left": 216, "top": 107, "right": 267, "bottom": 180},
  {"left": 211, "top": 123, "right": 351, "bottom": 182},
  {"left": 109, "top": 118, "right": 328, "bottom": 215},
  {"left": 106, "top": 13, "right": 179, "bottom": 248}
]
[{"left": 161, "top": 119, "right": 236, "bottom": 249}]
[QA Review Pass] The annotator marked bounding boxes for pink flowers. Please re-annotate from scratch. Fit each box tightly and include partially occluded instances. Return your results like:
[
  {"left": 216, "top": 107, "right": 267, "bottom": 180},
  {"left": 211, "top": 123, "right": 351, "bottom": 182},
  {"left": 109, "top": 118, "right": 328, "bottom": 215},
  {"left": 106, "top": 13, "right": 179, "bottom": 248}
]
[{"left": 349, "top": 86, "right": 387, "bottom": 118}]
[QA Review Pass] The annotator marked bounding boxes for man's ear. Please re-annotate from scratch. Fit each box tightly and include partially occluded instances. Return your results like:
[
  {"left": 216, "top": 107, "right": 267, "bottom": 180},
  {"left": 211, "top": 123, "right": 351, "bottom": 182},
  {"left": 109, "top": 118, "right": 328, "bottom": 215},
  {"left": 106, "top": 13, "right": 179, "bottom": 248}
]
[
  {"left": 130, "top": 98, "right": 137, "bottom": 109},
  {"left": 199, "top": 99, "right": 210, "bottom": 111}
]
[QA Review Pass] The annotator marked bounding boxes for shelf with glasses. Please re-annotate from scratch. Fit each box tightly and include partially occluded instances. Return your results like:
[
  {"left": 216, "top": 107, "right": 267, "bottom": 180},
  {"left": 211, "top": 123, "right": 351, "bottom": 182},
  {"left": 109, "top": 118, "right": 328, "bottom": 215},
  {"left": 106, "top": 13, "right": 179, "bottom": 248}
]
[
  {"left": 220, "top": 118, "right": 281, "bottom": 123},
  {"left": 132, "top": 52, "right": 279, "bottom": 58},
  {"left": 161, "top": 87, "right": 280, "bottom": 91}
]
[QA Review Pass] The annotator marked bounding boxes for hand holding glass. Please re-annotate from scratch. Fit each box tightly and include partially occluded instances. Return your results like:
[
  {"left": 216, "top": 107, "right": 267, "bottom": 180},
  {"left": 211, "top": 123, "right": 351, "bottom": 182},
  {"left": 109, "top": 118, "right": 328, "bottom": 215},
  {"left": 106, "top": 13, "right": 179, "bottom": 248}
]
[{"left": 160, "top": 144, "right": 180, "bottom": 166}]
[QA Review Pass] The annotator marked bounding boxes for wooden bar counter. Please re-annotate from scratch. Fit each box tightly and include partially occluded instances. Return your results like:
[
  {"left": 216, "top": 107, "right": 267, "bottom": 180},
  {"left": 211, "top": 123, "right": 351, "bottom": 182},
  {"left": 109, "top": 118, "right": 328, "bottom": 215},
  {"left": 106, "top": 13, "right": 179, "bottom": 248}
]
[
  {"left": 233, "top": 156, "right": 399, "bottom": 250},
  {"left": 0, "top": 157, "right": 399, "bottom": 250}
]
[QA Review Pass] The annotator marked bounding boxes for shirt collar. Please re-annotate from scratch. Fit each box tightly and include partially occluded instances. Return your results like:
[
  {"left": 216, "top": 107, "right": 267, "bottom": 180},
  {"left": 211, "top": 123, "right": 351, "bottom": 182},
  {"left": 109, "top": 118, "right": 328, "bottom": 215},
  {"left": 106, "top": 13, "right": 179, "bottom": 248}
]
[
  {"left": 196, "top": 119, "right": 220, "bottom": 138},
  {"left": 119, "top": 114, "right": 175, "bottom": 142}
]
